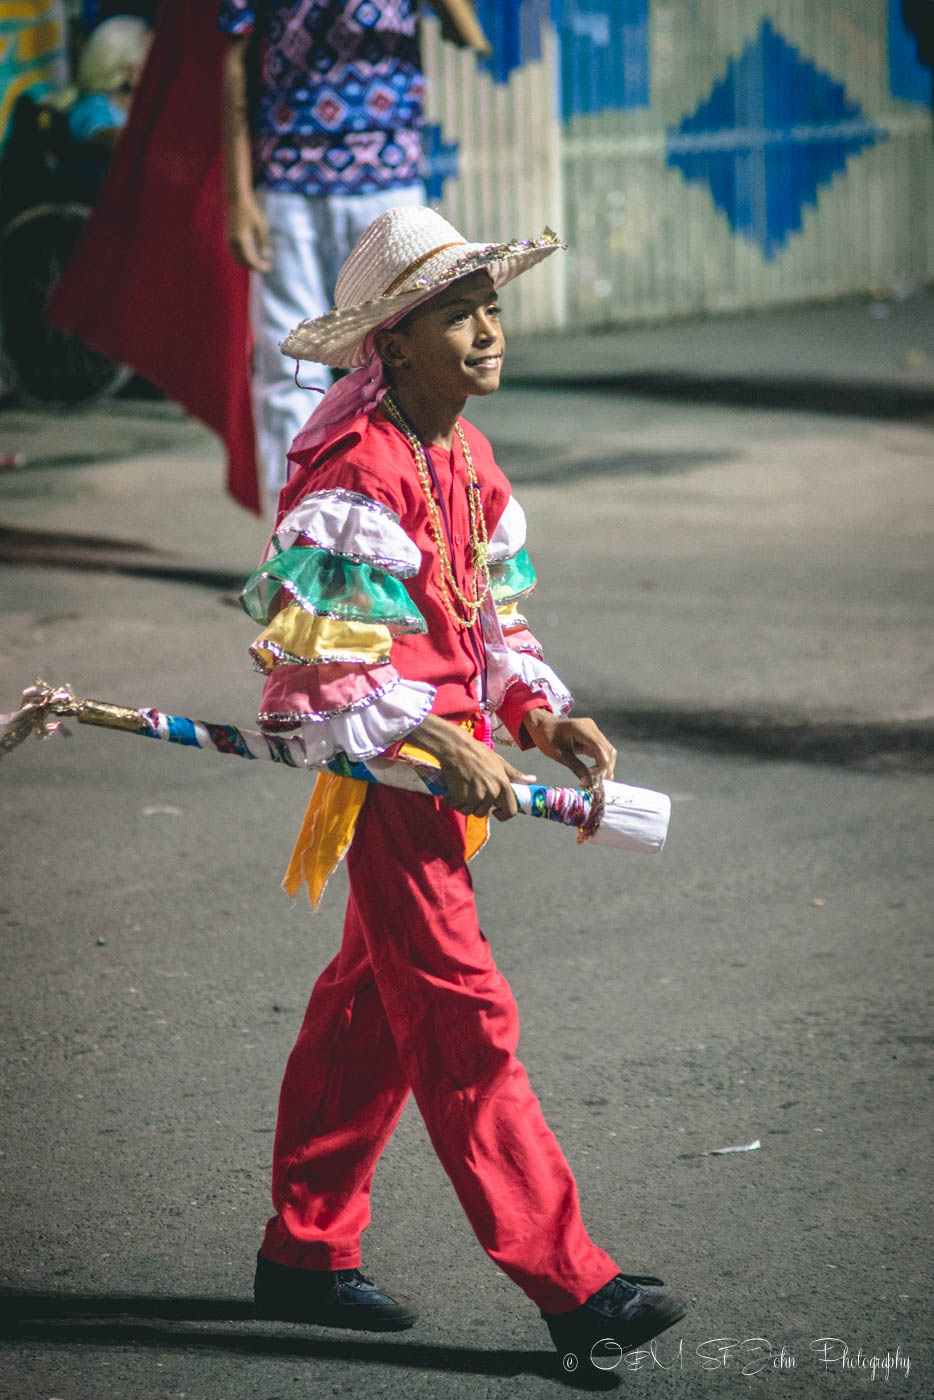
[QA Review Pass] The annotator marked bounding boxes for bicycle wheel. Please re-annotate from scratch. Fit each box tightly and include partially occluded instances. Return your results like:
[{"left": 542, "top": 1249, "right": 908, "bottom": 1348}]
[{"left": 0, "top": 202, "right": 132, "bottom": 408}]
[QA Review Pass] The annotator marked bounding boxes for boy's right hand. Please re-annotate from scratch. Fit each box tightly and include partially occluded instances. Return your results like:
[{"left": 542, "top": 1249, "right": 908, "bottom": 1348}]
[{"left": 409, "top": 715, "right": 536, "bottom": 821}]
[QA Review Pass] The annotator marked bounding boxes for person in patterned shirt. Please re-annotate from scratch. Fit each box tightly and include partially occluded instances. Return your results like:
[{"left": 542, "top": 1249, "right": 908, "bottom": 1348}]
[{"left": 220, "top": 1, "right": 435, "bottom": 508}]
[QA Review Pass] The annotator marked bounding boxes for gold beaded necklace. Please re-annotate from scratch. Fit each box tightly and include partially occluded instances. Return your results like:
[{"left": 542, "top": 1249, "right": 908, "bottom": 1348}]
[{"left": 382, "top": 392, "right": 491, "bottom": 629}]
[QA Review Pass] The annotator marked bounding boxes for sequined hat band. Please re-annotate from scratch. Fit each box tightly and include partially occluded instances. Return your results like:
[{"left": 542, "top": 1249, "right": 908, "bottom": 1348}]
[
  {"left": 280, "top": 205, "right": 563, "bottom": 369},
  {"left": 381, "top": 241, "right": 467, "bottom": 297}
]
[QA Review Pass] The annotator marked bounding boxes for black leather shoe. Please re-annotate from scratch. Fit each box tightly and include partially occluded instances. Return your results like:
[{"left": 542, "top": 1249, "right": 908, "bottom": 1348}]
[
  {"left": 253, "top": 1252, "right": 419, "bottom": 1331},
  {"left": 543, "top": 1273, "right": 688, "bottom": 1379}
]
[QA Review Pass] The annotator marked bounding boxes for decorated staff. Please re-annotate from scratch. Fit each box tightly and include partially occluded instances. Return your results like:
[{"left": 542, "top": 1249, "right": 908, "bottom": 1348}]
[{"left": 0, "top": 681, "right": 671, "bottom": 857}]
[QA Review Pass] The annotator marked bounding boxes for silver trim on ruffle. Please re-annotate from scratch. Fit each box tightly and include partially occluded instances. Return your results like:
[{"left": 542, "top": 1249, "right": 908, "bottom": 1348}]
[
  {"left": 292, "top": 487, "right": 402, "bottom": 524},
  {"left": 487, "top": 546, "right": 525, "bottom": 565},
  {"left": 271, "top": 533, "right": 420, "bottom": 578},
  {"left": 507, "top": 640, "right": 544, "bottom": 659},
  {"left": 244, "top": 577, "right": 426, "bottom": 634},
  {"left": 271, "top": 488, "right": 419, "bottom": 577},
  {"left": 487, "top": 495, "right": 528, "bottom": 566},
  {"left": 259, "top": 676, "right": 404, "bottom": 725},
  {"left": 250, "top": 638, "right": 392, "bottom": 671},
  {"left": 497, "top": 670, "right": 574, "bottom": 714},
  {"left": 260, "top": 692, "right": 437, "bottom": 765},
  {"left": 491, "top": 581, "right": 536, "bottom": 605}
]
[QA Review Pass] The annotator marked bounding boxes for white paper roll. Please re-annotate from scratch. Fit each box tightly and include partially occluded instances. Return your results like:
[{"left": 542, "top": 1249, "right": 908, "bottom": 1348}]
[{"left": 588, "top": 780, "right": 671, "bottom": 854}]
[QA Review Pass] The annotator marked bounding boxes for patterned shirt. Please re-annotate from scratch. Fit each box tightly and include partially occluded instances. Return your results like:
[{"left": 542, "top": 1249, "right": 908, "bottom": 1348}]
[{"left": 218, "top": 0, "right": 424, "bottom": 195}]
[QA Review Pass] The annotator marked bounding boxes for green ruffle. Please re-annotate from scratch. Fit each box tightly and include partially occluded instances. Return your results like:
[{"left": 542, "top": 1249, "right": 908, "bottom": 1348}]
[
  {"left": 240, "top": 546, "right": 427, "bottom": 634},
  {"left": 490, "top": 547, "right": 537, "bottom": 604}
]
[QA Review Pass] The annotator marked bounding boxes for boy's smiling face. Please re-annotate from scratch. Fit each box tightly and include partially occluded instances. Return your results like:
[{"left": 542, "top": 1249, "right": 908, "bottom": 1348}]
[{"left": 376, "top": 270, "right": 505, "bottom": 401}]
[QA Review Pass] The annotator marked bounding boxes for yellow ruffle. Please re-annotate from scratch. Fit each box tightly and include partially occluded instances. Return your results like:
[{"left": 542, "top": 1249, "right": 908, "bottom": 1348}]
[
  {"left": 495, "top": 601, "right": 529, "bottom": 632},
  {"left": 252, "top": 606, "right": 392, "bottom": 673},
  {"left": 283, "top": 736, "right": 489, "bottom": 910}
]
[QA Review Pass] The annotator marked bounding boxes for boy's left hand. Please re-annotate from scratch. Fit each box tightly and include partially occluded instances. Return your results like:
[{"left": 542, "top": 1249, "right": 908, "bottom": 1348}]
[{"left": 522, "top": 709, "right": 617, "bottom": 788}]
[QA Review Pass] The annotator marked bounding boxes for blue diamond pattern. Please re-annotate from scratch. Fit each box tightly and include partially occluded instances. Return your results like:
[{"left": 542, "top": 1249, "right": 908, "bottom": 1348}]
[
  {"left": 666, "top": 19, "right": 887, "bottom": 258},
  {"left": 353, "top": 0, "right": 380, "bottom": 28},
  {"left": 469, "top": 1, "right": 650, "bottom": 116}
]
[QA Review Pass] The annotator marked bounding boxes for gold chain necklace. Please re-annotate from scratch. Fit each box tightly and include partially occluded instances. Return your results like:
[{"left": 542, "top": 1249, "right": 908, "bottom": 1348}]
[{"left": 382, "top": 392, "right": 491, "bottom": 629}]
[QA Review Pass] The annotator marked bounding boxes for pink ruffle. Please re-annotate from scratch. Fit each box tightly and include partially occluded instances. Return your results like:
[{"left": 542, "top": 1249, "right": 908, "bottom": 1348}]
[
  {"left": 259, "top": 661, "right": 398, "bottom": 729},
  {"left": 502, "top": 624, "right": 544, "bottom": 658}
]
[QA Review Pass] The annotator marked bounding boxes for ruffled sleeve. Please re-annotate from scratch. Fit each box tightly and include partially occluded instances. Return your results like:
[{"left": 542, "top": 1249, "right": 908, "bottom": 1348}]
[
  {"left": 483, "top": 495, "right": 573, "bottom": 747},
  {"left": 239, "top": 487, "right": 435, "bottom": 765}
]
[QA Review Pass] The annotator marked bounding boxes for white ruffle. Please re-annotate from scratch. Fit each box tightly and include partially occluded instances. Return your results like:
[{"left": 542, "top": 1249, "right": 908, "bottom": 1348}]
[
  {"left": 489, "top": 656, "right": 574, "bottom": 745},
  {"left": 506, "top": 634, "right": 544, "bottom": 659},
  {"left": 264, "top": 488, "right": 423, "bottom": 578},
  {"left": 508, "top": 653, "right": 574, "bottom": 714},
  {"left": 488, "top": 494, "right": 527, "bottom": 564},
  {"left": 295, "top": 677, "right": 436, "bottom": 767},
  {"left": 478, "top": 593, "right": 573, "bottom": 737}
]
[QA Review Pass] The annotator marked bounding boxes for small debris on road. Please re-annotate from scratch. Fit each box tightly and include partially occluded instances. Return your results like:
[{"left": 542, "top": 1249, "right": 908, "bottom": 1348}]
[{"left": 703, "top": 1139, "right": 761, "bottom": 1155}]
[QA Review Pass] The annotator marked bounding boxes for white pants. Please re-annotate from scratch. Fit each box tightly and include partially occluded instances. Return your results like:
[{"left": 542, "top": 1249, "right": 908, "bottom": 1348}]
[{"left": 251, "top": 184, "right": 423, "bottom": 504}]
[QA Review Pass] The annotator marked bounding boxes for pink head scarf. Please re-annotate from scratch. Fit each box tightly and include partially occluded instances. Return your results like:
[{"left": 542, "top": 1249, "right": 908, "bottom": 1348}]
[{"left": 284, "top": 289, "right": 440, "bottom": 479}]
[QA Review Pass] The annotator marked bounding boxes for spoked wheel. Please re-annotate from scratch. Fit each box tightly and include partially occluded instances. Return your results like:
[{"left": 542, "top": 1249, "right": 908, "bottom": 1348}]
[{"left": 0, "top": 202, "right": 131, "bottom": 408}]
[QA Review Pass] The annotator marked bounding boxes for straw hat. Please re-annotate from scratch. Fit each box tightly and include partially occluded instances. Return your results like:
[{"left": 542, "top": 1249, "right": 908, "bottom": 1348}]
[{"left": 280, "top": 205, "right": 562, "bottom": 368}]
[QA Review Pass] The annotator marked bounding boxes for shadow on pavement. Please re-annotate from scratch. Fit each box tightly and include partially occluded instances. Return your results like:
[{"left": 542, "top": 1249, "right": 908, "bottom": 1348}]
[
  {"left": 0, "top": 1291, "right": 581, "bottom": 1384},
  {"left": 495, "top": 445, "right": 734, "bottom": 486},
  {"left": 593, "top": 705, "right": 934, "bottom": 771},
  {"left": 0, "top": 524, "right": 244, "bottom": 591},
  {"left": 2, "top": 449, "right": 164, "bottom": 471},
  {"left": 0, "top": 523, "right": 161, "bottom": 556},
  {"left": 510, "top": 373, "right": 934, "bottom": 421}
]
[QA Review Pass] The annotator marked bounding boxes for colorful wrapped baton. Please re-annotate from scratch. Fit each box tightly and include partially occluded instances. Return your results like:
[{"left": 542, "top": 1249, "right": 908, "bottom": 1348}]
[{"left": 1, "top": 681, "right": 670, "bottom": 854}]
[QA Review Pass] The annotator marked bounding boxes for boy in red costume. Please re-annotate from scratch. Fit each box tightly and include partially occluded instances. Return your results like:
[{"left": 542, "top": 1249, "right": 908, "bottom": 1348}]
[{"left": 239, "top": 204, "right": 687, "bottom": 1379}]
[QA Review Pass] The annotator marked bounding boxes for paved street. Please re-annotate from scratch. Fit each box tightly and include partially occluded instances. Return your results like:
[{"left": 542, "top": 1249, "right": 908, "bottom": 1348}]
[{"left": 1, "top": 297, "right": 932, "bottom": 1397}]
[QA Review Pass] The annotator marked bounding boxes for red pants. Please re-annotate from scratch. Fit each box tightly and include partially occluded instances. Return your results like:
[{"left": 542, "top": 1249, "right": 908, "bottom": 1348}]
[{"left": 260, "top": 784, "right": 619, "bottom": 1313}]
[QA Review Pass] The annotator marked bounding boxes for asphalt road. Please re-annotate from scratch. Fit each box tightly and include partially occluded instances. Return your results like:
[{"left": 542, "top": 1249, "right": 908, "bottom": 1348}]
[{"left": 1, "top": 381, "right": 931, "bottom": 1398}]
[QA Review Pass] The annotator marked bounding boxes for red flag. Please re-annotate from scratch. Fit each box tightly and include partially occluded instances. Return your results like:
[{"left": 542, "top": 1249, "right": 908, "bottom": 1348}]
[{"left": 48, "top": 0, "right": 260, "bottom": 514}]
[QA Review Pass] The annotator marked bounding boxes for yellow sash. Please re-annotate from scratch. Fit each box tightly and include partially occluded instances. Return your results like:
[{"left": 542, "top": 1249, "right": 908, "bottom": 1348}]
[{"left": 282, "top": 740, "right": 489, "bottom": 910}]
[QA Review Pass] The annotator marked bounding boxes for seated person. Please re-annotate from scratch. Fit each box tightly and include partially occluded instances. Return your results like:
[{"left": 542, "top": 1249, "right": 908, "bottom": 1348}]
[{"left": 67, "top": 15, "right": 150, "bottom": 152}]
